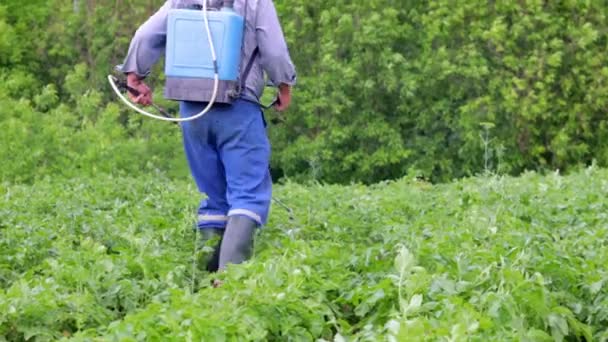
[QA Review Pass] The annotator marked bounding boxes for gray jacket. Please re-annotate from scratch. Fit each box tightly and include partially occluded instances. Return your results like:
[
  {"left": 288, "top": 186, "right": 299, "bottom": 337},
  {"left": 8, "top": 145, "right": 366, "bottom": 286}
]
[{"left": 119, "top": 0, "right": 296, "bottom": 103}]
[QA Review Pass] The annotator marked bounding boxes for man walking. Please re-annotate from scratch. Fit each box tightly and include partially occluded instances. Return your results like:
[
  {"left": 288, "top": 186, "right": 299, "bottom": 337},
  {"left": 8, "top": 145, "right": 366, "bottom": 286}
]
[{"left": 118, "top": 0, "right": 296, "bottom": 272}]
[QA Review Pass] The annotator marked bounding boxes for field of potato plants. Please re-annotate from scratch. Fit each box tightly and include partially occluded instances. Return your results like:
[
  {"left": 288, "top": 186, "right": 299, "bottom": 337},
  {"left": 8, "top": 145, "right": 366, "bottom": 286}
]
[{"left": 1, "top": 168, "right": 607, "bottom": 341}]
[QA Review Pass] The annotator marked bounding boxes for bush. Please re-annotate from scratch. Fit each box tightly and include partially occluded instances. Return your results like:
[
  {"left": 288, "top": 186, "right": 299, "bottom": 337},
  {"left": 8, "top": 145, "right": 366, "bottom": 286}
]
[{"left": 271, "top": 0, "right": 608, "bottom": 183}]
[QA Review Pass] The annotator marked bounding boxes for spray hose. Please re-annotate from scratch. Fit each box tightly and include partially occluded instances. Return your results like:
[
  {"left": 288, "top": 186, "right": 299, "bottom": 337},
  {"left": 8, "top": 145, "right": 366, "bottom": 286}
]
[{"left": 108, "top": 0, "right": 219, "bottom": 123}]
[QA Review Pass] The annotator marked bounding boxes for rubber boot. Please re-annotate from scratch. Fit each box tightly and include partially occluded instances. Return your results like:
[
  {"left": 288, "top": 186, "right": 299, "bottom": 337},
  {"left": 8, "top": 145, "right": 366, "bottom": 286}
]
[
  {"left": 218, "top": 215, "right": 257, "bottom": 270},
  {"left": 199, "top": 228, "right": 224, "bottom": 273}
]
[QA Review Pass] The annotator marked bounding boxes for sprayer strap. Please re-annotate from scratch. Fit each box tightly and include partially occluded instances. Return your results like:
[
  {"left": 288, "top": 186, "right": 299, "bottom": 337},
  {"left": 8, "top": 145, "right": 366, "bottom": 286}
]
[{"left": 240, "top": 47, "right": 259, "bottom": 91}]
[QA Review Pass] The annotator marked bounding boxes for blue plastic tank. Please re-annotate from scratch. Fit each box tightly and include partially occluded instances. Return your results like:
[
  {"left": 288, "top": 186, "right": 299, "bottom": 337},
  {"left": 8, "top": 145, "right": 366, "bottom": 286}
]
[{"left": 165, "top": 7, "right": 244, "bottom": 81}]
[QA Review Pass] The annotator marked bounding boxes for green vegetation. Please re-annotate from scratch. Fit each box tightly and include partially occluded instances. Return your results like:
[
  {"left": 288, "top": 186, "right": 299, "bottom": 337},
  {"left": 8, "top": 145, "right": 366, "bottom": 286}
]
[
  {"left": 1, "top": 0, "right": 607, "bottom": 340},
  {"left": 1, "top": 169, "right": 607, "bottom": 340}
]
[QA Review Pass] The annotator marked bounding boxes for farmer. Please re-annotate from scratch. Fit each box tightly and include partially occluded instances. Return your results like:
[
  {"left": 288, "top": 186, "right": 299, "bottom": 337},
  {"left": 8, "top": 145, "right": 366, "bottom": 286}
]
[{"left": 117, "top": 0, "right": 296, "bottom": 273}]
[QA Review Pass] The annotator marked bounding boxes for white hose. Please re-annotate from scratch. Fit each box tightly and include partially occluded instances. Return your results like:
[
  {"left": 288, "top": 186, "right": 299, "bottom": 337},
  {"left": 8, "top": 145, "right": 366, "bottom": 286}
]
[{"left": 108, "top": 1, "right": 219, "bottom": 123}]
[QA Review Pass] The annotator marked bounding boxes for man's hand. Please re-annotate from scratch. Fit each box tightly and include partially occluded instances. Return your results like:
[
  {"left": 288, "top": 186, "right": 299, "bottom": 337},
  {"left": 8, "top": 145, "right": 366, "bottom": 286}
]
[
  {"left": 127, "top": 73, "right": 153, "bottom": 106},
  {"left": 274, "top": 83, "right": 291, "bottom": 112}
]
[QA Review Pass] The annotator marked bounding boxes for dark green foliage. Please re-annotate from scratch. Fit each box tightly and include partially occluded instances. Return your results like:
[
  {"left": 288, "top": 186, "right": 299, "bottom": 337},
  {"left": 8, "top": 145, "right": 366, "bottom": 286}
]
[
  {"left": 271, "top": 0, "right": 608, "bottom": 183},
  {"left": 1, "top": 0, "right": 607, "bottom": 183}
]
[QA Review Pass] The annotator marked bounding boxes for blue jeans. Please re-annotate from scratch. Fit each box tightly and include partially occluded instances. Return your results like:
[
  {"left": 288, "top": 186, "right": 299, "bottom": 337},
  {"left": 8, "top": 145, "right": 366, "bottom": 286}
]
[{"left": 180, "top": 99, "right": 272, "bottom": 229}]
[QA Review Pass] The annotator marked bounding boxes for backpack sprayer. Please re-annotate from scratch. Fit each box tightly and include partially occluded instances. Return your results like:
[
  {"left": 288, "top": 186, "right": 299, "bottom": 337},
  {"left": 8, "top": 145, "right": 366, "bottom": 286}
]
[{"left": 108, "top": 0, "right": 245, "bottom": 122}]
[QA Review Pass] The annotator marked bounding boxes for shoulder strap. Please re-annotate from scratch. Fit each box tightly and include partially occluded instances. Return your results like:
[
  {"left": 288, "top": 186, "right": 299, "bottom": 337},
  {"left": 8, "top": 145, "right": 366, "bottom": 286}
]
[
  {"left": 240, "top": 47, "right": 259, "bottom": 91},
  {"left": 231, "top": 0, "right": 259, "bottom": 98}
]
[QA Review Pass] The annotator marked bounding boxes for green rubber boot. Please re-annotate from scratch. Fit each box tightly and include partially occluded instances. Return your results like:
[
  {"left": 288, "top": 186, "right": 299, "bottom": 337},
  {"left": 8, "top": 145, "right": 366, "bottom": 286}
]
[
  {"left": 198, "top": 227, "right": 224, "bottom": 273},
  {"left": 218, "top": 215, "right": 257, "bottom": 270}
]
